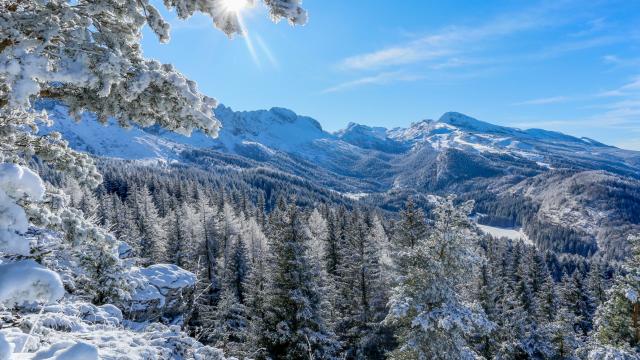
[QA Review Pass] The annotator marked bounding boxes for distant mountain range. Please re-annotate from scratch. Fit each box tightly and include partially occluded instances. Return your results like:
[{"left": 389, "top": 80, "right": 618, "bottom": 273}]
[{"left": 38, "top": 100, "right": 640, "bottom": 259}]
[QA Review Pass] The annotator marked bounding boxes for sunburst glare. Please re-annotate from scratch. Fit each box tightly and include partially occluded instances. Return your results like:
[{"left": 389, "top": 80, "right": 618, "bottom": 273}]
[{"left": 221, "top": 0, "right": 250, "bottom": 13}]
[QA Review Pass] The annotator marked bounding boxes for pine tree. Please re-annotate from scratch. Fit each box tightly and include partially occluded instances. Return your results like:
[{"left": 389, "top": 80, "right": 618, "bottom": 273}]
[
  {"left": 77, "top": 232, "right": 130, "bottom": 305},
  {"left": 165, "top": 208, "right": 186, "bottom": 267},
  {"left": 324, "top": 208, "right": 344, "bottom": 277},
  {"left": 207, "top": 237, "right": 251, "bottom": 357},
  {"left": 333, "top": 210, "right": 389, "bottom": 358},
  {"left": 306, "top": 208, "right": 329, "bottom": 266},
  {"left": 257, "top": 199, "right": 339, "bottom": 360},
  {"left": 304, "top": 208, "right": 336, "bottom": 329},
  {"left": 592, "top": 235, "right": 640, "bottom": 355},
  {"left": 209, "top": 288, "right": 250, "bottom": 358},
  {"left": 256, "top": 192, "right": 267, "bottom": 229},
  {"left": 547, "top": 306, "right": 580, "bottom": 359},
  {"left": 385, "top": 197, "right": 492, "bottom": 359},
  {"left": 561, "top": 271, "right": 595, "bottom": 336},
  {"left": 474, "top": 247, "right": 500, "bottom": 358},
  {"left": 79, "top": 187, "right": 99, "bottom": 220},
  {"left": 131, "top": 187, "right": 166, "bottom": 265},
  {"left": 588, "top": 262, "right": 609, "bottom": 309},
  {"left": 392, "top": 198, "right": 427, "bottom": 250}
]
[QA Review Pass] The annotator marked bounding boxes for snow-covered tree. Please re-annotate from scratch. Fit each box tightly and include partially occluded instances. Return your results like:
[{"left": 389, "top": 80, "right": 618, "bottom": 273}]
[
  {"left": 241, "top": 216, "right": 268, "bottom": 265},
  {"left": 1, "top": 0, "right": 307, "bottom": 141},
  {"left": 588, "top": 262, "right": 609, "bottom": 309},
  {"left": 207, "top": 237, "right": 251, "bottom": 356},
  {"left": 306, "top": 208, "right": 329, "bottom": 266},
  {"left": 129, "top": 186, "right": 166, "bottom": 264},
  {"left": 561, "top": 271, "right": 595, "bottom": 336},
  {"left": 392, "top": 198, "right": 427, "bottom": 250},
  {"left": 333, "top": 210, "right": 390, "bottom": 358},
  {"left": 591, "top": 235, "right": 640, "bottom": 357},
  {"left": 256, "top": 199, "right": 339, "bottom": 359},
  {"left": 0, "top": 0, "right": 309, "bottom": 282},
  {"left": 369, "top": 215, "right": 391, "bottom": 276},
  {"left": 385, "top": 197, "right": 493, "bottom": 359}
]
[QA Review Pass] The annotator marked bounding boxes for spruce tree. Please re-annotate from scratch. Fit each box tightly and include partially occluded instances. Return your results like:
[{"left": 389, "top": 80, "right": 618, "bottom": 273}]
[
  {"left": 208, "top": 237, "right": 251, "bottom": 357},
  {"left": 561, "top": 271, "right": 595, "bottom": 336},
  {"left": 592, "top": 235, "right": 640, "bottom": 355},
  {"left": 385, "top": 197, "right": 492, "bottom": 359},
  {"left": 333, "top": 210, "right": 389, "bottom": 358},
  {"left": 130, "top": 186, "right": 166, "bottom": 264},
  {"left": 257, "top": 199, "right": 339, "bottom": 359}
]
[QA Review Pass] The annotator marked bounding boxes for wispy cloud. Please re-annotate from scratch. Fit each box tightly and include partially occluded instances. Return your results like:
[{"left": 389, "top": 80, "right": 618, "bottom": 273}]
[
  {"left": 597, "top": 76, "right": 640, "bottom": 97},
  {"left": 321, "top": 72, "right": 423, "bottom": 94},
  {"left": 340, "top": 47, "right": 450, "bottom": 71},
  {"left": 337, "top": 2, "right": 574, "bottom": 71},
  {"left": 603, "top": 54, "right": 640, "bottom": 69},
  {"left": 513, "top": 96, "right": 572, "bottom": 106},
  {"left": 534, "top": 35, "right": 624, "bottom": 59},
  {"left": 509, "top": 74, "right": 640, "bottom": 135}
]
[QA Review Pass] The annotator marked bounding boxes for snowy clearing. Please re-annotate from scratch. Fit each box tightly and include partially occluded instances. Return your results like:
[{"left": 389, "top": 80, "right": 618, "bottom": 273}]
[{"left": 477, "top": 224, "right": 534, "bottom": 246}]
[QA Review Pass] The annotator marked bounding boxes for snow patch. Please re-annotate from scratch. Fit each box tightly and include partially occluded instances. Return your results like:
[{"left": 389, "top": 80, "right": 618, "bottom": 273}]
[
  {"left": 0, "top": 187, "right": 30, "bottom": 255},
  {"left": 0, "top": 163, "right": 46, "bottom": 255},
  {"left": 341, "top": 192, "right": 369, "bottom": 201},
  {"left": 626, "top": 288, "right": 638, "bottom": 303},
  {"left": 0, "top": 333, "right": 13, "bottom": 360},
  {"left": 477, "top": 224, "right": 533, "bottom": 246},
  {"left": 0, "top": 260, "right": 64, "bottom": 307},
  {"left": 139, "top": 264, "right": 196, "bottom": 293},
  {"left": 30, "top": 341, "right": 99, "bottom": 360},
  {"left": 0, "top": 163, "right": 45, "bottom": 201}
]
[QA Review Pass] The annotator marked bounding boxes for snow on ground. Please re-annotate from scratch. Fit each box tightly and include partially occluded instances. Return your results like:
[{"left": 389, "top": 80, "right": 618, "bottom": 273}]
[
  {"left": 0, "top": 260, "right": 65, "bottom": 308},
  {"left": 477, "top": 224, "right": 534, "bottom": 246},
  {"left": 1, "top": 302, "right": 225, "bottom": 359},
  {"left": 136, "top": 264, "right": 196, "bottom": 293},
  {"left": 341, "top": 192, "right": 369, "bottom": 201}
]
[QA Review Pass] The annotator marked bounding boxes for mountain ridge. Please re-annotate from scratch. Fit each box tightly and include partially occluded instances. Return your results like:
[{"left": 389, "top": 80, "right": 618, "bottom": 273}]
[{"left": 38, "top": 100, "right": 640, "bottom": 259}]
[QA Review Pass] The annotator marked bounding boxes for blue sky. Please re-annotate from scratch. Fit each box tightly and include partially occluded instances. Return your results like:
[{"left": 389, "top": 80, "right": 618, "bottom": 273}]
[{"left": 142, "top": 0, "right": 640, "bottom": 149}]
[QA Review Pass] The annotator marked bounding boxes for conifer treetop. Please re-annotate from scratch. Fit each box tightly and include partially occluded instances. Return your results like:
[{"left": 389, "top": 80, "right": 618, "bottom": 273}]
[{"left": 0, "top": 0, "right": 307, "bottom": 137}]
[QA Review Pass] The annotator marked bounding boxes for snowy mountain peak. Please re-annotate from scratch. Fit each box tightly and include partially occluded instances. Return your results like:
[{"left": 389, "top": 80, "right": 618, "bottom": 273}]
[
  {"left": 335, "top": 122, "right": 407, "bottom": 153},
  {"left": 438, "top": 112, "right": 509, "bottom": 134},
  {"left": 41, "top": 101, "right": 640, "bottom": 181},
  {"left": 336, "top": 122, "right": 389, "bottom": 139}
]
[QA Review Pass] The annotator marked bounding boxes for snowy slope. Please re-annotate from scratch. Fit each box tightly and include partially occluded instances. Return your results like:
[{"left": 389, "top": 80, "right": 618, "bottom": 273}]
[
  {"left": 41, "top": 101, "right": 640, "bottom": 258},
  {"left": 477, "top": 224, "right": 532, "bottom": 245},
  {"left": 40, "top": 100, "right": 640, "bottom": 180}
]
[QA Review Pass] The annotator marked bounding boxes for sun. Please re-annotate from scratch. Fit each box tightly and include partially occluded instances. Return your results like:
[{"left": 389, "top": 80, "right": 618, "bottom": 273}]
[{"left": 221, "top": 0, "right": 250, "bottom": 13}]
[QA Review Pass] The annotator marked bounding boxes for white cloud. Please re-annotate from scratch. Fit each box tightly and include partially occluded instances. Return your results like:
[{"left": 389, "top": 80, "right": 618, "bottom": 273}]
[
  {"left": 321, "top": 72, "right": 423, "bottom": 93},
  {"left": 337, "top": 2, "right": 573, "bottom": 71},
  {"left": 340, "top": 46, "right": 450, "bottom": 71},
  {"left": 513, "top": 96, "right": 571, "bottom": 106}
]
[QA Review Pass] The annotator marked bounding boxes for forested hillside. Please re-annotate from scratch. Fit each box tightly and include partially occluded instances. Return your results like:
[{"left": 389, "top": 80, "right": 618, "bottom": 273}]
[
  {"left": 47, "top": 160, "right": 634, "bottom": 358},
  {"left": 2, "top": 0, "right": 640, "bottom": 359}
]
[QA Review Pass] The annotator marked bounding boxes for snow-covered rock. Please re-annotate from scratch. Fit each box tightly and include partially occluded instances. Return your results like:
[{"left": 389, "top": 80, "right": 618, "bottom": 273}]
[
  {"left": 1, "top": 310, "right": 226, "bottom": 359},
  {"left": 124, "top": 264, "right": 196, "bottom": 322},
  {"left": 588, "top": 345, "right": 639, "bottom": 359},
  {"left": 35, "top": 302, "right": 123, "bottom": 332},
  {"left": 29, "top": 341, "right": 99, "bottom": 360},
  {"left": 0, "top": 260, "right": 64, "bottom": 308},
  {"left": 0, "top": 332, "right": 13, "bottom": 360},
  {"left": 140, "top": 264, "right": 197, "bottom": 292},
  {"left": 117, "top": 241, "right": 134, "bottom": 259}
]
